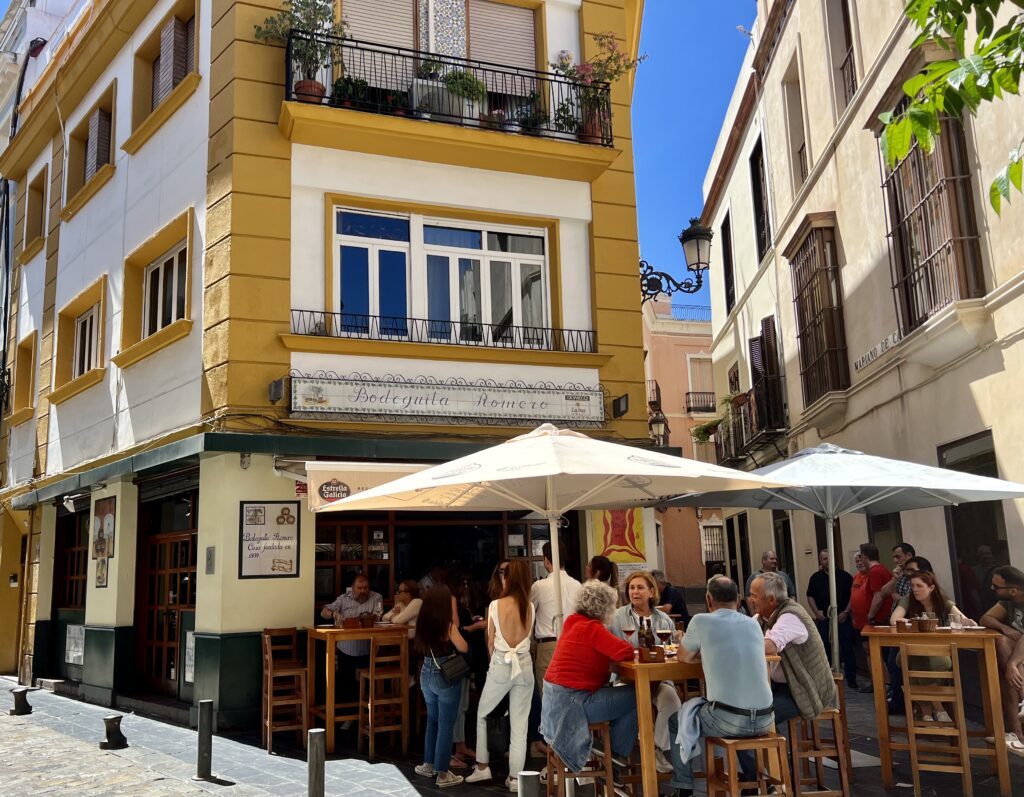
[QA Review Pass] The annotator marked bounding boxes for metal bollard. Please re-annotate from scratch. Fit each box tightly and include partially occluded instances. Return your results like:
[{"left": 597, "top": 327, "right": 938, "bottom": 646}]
[
  {"left": 307, "top": 728, "right": 325, "bottom": 797},
  {"left": 9, "top": 687, "right": 32, "bottom": 716},
  {"left": 99, "top": 714, "right": 129, "bottom": 749},
  {"left": 194, "top": 699, "right": 213, "bottom": 780},
  {"left": 517, "top": 770, "right": 540, "bottom": 797}
]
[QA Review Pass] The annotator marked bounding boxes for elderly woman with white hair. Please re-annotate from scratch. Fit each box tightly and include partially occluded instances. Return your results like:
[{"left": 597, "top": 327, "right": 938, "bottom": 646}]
[{"left": 540, "top": 580, "right": 638, "bottom": 775}]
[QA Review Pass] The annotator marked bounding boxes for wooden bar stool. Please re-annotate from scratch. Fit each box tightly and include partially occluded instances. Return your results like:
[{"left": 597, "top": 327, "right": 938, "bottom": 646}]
[
  {"left": 357, "top": 635, "right": 407, "bottom": 760},
  {"left": 261, "top": 627, "right": 308, "bottom": 754},
  {"left": 545, "top": 722, "right": 616, "bottom": 797},
  {"left": 832, "top": 673, "right": 852, "bottom": 777},
  {"left": 899, "top": 640, "right": 972, "bottom": 797},
  {"left": 705, "top": 733, "right": 792, "bottom": 797},
  {"left": 786, "top": 707, "right": 850, "bottom": 797}
]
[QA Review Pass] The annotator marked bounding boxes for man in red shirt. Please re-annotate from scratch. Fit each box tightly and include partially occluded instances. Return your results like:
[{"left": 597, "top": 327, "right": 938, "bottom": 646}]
[{"left": 860, "top": 542, "right": 893, "bottom": 626}]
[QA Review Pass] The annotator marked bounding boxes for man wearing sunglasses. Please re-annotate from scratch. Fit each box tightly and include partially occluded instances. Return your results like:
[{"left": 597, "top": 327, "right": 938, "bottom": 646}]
[{"left": 980, "top": 566, "right": 1024, "bottom": 756}]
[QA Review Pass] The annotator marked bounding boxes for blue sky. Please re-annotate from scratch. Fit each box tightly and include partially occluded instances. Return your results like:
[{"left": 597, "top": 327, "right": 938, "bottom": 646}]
[{"left": 633, "top": 2, "right": 755, "bottom": 308}]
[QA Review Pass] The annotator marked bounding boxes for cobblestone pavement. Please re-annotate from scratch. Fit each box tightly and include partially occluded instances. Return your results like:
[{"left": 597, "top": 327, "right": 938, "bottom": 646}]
[{"left": 4, "top": 676, "right": 1023, "bottom": 796}]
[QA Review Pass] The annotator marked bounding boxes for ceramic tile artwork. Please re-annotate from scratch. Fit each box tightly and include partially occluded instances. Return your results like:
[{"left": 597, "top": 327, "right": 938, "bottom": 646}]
[{"left": 418, "top": 0, "right": 467, "bottom": 58}]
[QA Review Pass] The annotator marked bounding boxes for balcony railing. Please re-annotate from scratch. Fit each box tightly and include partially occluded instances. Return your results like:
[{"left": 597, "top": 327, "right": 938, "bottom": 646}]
[
  {"left": 291, "top": 309, "right": 597, "bottom": 353},
  {"left": 285, "top": 30, "right": 614, "bottom": 147},
  {"left": 796, "top": 141, "right": 808, "bottom": 185},
  {"left": 713, "top": 375, "right": 788, "bottom": 466},
  {"left": 646, "top": 379, "right": 662, "bottom": 409},
  {"left": 671, "top": 305, "right": 712, "bottom": 322},
  {"left": 686, "top": 391, "right": 716, "bottom": 414},
  {"left": 839, "top": 46, "right": 857, "bottom": 108}
]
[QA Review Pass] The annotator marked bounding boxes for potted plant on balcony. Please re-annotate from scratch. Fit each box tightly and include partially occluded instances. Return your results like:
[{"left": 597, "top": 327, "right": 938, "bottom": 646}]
[
  {"left": 417, "top": 58, "right": 446, "bottom": 81},
  {"left": 550, "top": 32, "right": 645, "bottom": 143},
  {"left": 516, "top": 93, "right": 549, "bottom": 135},
  {"left": 443, "top": 68, "right": 487, "bottom": 121},
  {"left": 332, "top": 74, "right": 369, "bottom": 108},
  {"left": 255, "top": 0, "right": 347, "bottom": 104}
]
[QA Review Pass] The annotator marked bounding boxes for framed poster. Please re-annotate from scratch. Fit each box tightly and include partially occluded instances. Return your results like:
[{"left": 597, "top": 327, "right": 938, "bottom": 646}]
[
  {"left": 95, "top": 557, "right": 108, "bottom": 588},
  {"left": 239, "top": 501, "right": 301, "bottom": 578},
  {"left": 65, "top": 625, "right": 85, "bottom": 665},
  {"left": 93, "top": 496, "right": 116, "bottom": 559}
]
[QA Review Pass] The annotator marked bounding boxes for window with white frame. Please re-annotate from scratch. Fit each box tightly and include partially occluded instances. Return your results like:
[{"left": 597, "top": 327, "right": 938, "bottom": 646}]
[
  {"left": 143, "top": 243, "right": 188, "bottom": 338},
  {"left": 73, "top": 305, "right": 99, "bottom": 379},
  {"left": 334, "top": 209, "right": 549, "bottom": 347}
]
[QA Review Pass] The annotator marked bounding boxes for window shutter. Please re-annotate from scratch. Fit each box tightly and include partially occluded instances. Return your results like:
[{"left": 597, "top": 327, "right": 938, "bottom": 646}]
[
  {"left": 186, "top": 15, "right": 195, "bottom": 73},
  {"left": 84, "top": 107, "right": 111, "bottom": 182},
  {"left": 154, "top": 16, "right": 188, "bottom": 109},
  {"left": 748, "top": 336, "right": 765, "bottom": 384},
  {"left": 760, "top": 316, "right": 780, "bottom": 378},
  {"left": 343, "top": 0, "right": 415, "bottom": 49},
  {"left": 468, "top": 0, "right": 536, "bottom": 70}
]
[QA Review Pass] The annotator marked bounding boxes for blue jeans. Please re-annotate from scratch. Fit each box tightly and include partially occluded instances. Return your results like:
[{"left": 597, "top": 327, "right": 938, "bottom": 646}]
[
  {"left": 542, "top": 681, "right": 638, "bottom": 765},
  {"left": 581, "top": 685, "right": 639, "bottom": 758},
  {"left": 421, "top": 657, "right": 465, "bottom": 773},
  {"left": 668, "top": 703, "right": 775, "bottom": 790}
]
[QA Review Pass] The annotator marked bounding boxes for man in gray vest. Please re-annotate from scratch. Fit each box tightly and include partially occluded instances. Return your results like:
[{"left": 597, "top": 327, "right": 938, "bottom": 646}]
[{"left": 749, "top": 571, "right": 837, "bottom": 725}]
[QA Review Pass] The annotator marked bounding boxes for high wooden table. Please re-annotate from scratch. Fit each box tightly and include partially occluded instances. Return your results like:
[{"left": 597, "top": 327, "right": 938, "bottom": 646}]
[
  {"left": 861, "top": 625, "right": 1011, "bottom": 797},
  {"left": 306, "top": 624, "right": 410, "bottom": 754}
]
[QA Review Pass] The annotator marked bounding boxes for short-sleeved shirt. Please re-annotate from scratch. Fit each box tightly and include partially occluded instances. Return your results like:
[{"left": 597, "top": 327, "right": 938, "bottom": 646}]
[
  {"left": 850, "top": 573, "right": 870, "bottom": 629},
  {"left": 323, "top": 591, "right": 383, "bottom": 656},
  {"left": 745, "top": 569, "right": 797, "bottom": 599},
  {"left": 682, "top": 609, "right": 773, "bottom": 709},
  {"left": 865, "top": 563, "right": 893, "bottom": 622},
  {"left": 999, "top": 599, "right": 1024, "bottom": 634},
  {"left": 806, "top": 568, "right": 853, "bottom": 614}
]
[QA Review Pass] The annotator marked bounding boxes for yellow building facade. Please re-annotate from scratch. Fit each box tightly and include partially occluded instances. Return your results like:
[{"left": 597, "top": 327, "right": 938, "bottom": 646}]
[{"left": 0, "top": 0, "right": 647, "bottom": 725}]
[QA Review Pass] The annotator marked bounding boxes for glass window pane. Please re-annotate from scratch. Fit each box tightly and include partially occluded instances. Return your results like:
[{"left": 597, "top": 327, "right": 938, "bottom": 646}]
[
  {"left": 520, "top": 263, "right": 543, "bottom": 329},
  {"left": 161, "top": 256, "right": 174, "bottom": 329},
  {"left": 378, "top": 250, "right": 408, "bottom": 336},
  {"left": 427, "top": 255, "right": 451, "bottom": 340},
  {"left": 488, "top": 231, "right": 545, "bottom": 255},
  {"left": 489, "top": 260, "right": 513, "bottom": 342},
  {"left": 458, "top": 258, "right": 482, "bottom": 342},
  {"left": 175, "top": 249, "right": 187, "bottom": 322},
  {"left": 337, "top": 211, "right": 409, "bottom": 241},
  {"left": 425, "top": 225, "right": 482, "bottom": 249},
  {"left": 147, "top": 266, "right": 160, "bottom": 336},
  {"left": 340, "top": 245, "right": 370, "bottom": 333}
]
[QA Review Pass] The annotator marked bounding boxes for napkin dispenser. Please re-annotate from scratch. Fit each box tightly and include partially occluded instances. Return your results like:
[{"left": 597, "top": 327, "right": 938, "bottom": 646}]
[{"left": 638, "top": 647, "right": 665, "bottom": 663}]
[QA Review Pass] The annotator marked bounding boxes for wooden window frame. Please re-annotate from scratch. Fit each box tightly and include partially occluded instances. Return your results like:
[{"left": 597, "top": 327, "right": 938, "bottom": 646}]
[
  {"left": 142, "top": 241, "right": 189, "bottom": 338},
  {"left": 113, "top": 208, "right": 194, "bottom": 369},
  {"left": 20, "top": 166, "right": 47, "bottom": 263},
  {"left": 63, "top": 81, "right": 116, "bottom": 222},
  {"left": 8, "top": 330, "right": 38, "bottom": 426},
  {"left": 51, "top": 275, "right": 108, "bottom": 405},
  {"left": 53, "top": 510, "right": 90, "bottom": 611}
]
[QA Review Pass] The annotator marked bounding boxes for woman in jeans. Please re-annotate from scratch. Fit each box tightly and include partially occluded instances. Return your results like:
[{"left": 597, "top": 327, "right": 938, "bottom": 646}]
[
  {"left": 540, "top": 580, "right": 637, "bottom": 774},
  {"left": 414, "top": 585, "right": 469, "bottom": 788},
  {"left": 465, "top": 559, "right": 535, "bottom": 791}
]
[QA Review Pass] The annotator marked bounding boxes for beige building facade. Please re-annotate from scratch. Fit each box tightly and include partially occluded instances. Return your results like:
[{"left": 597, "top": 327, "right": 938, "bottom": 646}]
[{"left": 701, "top": 0, "right": 1024, "bottom": 610}]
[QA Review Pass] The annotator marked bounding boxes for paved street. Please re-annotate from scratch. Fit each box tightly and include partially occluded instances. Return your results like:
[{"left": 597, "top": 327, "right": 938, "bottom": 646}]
[{"left": 3, "top": 675, "right": 1023, "bottom": 796}]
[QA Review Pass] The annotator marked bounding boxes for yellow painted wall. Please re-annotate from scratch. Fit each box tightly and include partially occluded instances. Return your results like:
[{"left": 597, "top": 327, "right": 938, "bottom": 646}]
[
  {"left": 83, "top": 480, "right": 139, "bottom": 628},
  {"left": 195, "top": 453, "right": 315, "bottom": 633},
  {"left": 0, "top": 512, "right": 26, "bottom": 672}
]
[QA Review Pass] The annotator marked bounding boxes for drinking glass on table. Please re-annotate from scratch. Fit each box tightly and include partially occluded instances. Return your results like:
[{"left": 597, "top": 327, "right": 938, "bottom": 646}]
[
  {"left": 623, "top": 618, "right": 636, "bottom": 644},
  {"left": 656, "top": 628, "right": 671, "bottom": 646}
]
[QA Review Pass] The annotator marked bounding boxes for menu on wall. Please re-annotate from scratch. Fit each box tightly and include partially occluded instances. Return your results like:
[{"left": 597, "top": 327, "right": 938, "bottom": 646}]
[
  {"left": 238, "top": 501, "right": 301, "bottom": 578},
  {"left": 65, "top": 625, "right": 84, "bottom": 665},
  {"left": 184, "top": 631, "right": 195, "bottom": 684}
]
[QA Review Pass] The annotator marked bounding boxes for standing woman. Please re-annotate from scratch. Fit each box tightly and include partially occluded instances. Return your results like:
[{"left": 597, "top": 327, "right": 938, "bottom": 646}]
[
  {"left": 609, "top": 570, "right": 680, "bottom": 773},
  {"left": 414, "top": 586, "right": 469, "bottom": 788},
  {"left": 466, "top": 559, "right": 535, "bottom": 790},
  {"left": 488, "top": 559, "right": 511, "bottom": 602}
]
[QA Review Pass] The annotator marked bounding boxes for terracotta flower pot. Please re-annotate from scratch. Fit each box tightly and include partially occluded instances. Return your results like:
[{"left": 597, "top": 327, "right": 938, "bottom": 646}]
[
  {"left": 578, "top": 108, "right": 606, "bottom": 144},
  {"left": 293, "top": 79, "right": 326, "bottom": 104}
]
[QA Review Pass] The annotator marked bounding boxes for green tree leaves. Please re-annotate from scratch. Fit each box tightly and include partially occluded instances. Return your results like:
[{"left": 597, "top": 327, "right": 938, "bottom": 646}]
[{"left": 882, "top": 0, "right": 1024, "bottom": 212}]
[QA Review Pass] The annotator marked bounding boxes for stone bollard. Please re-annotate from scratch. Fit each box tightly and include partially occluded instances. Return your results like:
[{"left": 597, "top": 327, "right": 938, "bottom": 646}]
[
  {"left": 9, "top": 687, "right": 32, "bottom": 716},
  {"left": 99, "top": 714, "right": 129, "bottom": 749},
  {"left": 307, "top": 728, "right": 325, "bottom": 797},
  {"left": 517, "top": 770, "right": 540, "bottom": 797},
  {"left": 194, "top": 699, "right": 213, "bottom": 781}
]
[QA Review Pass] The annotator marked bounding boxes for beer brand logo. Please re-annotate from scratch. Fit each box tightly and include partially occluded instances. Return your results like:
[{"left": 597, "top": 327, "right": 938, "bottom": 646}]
[{"left": 318, "top": 479, "right": 351, "bottom": 501}]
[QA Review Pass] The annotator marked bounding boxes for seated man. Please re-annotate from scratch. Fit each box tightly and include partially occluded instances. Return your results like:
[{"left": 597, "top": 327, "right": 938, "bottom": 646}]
[
  {"left": 749, "top": 572, "right": 836, "bottom": 725},
  {"left": 980, "top": 565, "right": 1024, "bottom": 756},
  {"left": 653, "top": 569, "right": 692, "bottom": 629},
  {"left": 320, "top": 573, "right": 383, "bottom": 717},
  {"left": 667, "top": 576, "right": 774, "bottom": 797}
]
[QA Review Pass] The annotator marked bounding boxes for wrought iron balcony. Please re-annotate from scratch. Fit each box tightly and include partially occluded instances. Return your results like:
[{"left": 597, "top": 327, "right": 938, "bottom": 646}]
[
  {"left": 713, "top": 375, "right": 788, "bottom": 466},
  {"left": 285, "top": 30, "right": 614, "bottom": 147},
  {"left": 686, "top": 391, "right": 716, "bottom": 414},
  {"left": 646, "top": 379, "right": 662, "bottom": 410},
  {"left": 291, "top": 309, "right": 597, "bottom": 353},
  {"left": 671, "top": 304, "right": 712, "bottom": 323},
  {"left": 839, "top": 46, "right": 857, "bottom": 108}
]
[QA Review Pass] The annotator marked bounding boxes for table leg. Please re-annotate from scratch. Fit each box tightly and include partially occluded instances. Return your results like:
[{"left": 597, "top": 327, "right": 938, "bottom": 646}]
[
  {"left": 634, "top": 669, "right": 657, "bottom": 797},
  {"left": 401, "top": 635, "right": 409, "bottom": 754},
  {"left": 868, "top": 637, "right": 893, "bottom": 789},
  {"left": 326, "top": 641, "right": 336, "bottom": 754},
  {"left": 307, "top": 633, "right": 316, "bottom": 738},
  {"left": 982, "top": 639, "right": 1010, "bottom": 797}
]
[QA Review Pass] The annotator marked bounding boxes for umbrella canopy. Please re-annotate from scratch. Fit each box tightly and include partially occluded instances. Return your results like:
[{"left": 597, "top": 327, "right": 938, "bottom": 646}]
[
  {"left": 666, "top": 442, "right": 1024, "bottom": 666},
  {"left": 316, "top": 424, "right": 793, "bottom": 629}
]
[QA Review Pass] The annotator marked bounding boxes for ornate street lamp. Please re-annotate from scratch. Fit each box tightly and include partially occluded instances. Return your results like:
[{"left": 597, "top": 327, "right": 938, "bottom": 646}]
[
  {"left": 640, "top": 217, "right": 714, "bottom": 303},
  {"left": 648, "top": 409, "right": 669, "bottom": 447}
]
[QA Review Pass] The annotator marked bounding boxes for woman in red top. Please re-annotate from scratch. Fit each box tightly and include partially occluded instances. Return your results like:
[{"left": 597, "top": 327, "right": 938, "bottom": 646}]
[{"left": 540, "top": 580, "right": 637, "bottom": 772}]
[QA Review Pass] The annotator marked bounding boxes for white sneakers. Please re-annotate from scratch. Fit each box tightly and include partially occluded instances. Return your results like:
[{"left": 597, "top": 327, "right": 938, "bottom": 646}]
[
  {"left": 465, "top": 766, "right": 492, "bottom": 783},
  {"left": 1006, "top": 733, "right": 1024, "bottom": 758},
  {"left": 505, "top": 776, "right": 518, "bottom": 792},
  {"left": 654, "top": 748, "right": 674, "bottom": 773},
  {"left": 436, "top": 771, "right": 465, "bottom": 788},
  {"left": 414, "top": 763, "right": 435, "bottom": 777}
]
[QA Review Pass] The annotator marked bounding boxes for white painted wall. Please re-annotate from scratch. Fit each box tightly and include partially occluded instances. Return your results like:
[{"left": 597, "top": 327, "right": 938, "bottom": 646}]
[
  {"left": 4, "top": 0, "right": 212, "bottom": 477},
  {"left": 291, "top": 145, "right": 594, "bottom": 332},
  {"left": 543, "top": 0, "right": 582, "bottom": 65}
]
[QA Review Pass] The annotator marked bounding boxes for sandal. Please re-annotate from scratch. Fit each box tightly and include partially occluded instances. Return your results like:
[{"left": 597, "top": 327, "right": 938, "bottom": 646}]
[{"left": 449, "top": 756, "right": 468, "bottom": 770}]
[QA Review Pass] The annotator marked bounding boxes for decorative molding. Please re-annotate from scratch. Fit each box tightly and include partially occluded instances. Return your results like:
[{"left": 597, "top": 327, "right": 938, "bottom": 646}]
[
  {"left": 48, "top": 367, "right": 105, "bottom": 406},
  {"left": 17, "top": 235, "right": 45, "bottom": 265},
  {"left": 112, "top": 319, "right": 192, "bottom": 370},
  {"left": 781, "top": 211, "right": 837, "bottom": 260},
  {"left": 122, "top": 72, "right": 201, "bottom": 155},
  {"left": 60, "top": 163, "right": 115, "bottom": 222}
]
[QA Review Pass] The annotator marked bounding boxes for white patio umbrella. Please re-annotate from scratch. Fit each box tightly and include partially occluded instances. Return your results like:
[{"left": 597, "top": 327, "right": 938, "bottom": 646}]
[
  {"left": 315, "top": 423, "right": 793, "bottom": 630},
  {"left": 665, "top": 443, "right": 1024, "bottom": 667}
]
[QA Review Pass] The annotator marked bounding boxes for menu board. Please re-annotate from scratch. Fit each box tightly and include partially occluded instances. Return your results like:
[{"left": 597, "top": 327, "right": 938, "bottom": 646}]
[{"left": 238, "top": 501, "right": 301, "bottom": 578}]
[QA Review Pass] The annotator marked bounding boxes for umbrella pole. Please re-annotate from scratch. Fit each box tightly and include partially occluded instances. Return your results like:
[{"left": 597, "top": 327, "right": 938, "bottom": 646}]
[
  {"left": 826, "top": 514, "right": 841, "bottom": 673},
  {"left": 546, "top": 476, "right": 564, "bottom": 636}
]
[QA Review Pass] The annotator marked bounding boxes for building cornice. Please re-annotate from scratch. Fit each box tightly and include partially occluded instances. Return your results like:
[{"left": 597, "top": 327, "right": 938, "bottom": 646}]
[{"left": 700, "top": 74, "right": 759, "bottom": 227}]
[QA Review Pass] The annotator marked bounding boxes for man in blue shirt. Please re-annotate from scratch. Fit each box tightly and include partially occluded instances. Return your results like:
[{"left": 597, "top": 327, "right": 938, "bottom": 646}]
[{"left": 667, "top": 576, "right": 775, "bottom": 797}]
